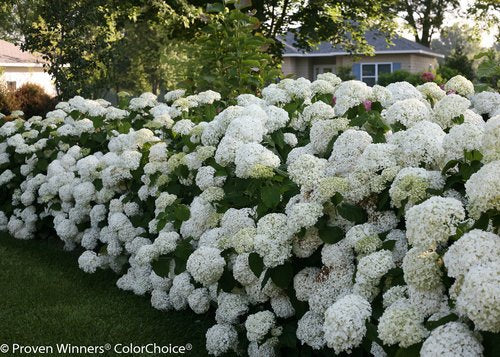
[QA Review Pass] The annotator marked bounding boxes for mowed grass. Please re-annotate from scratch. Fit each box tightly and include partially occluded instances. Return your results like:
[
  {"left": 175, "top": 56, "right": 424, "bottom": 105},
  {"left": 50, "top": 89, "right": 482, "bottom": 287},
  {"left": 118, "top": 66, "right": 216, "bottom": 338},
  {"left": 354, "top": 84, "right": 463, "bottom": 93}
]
[{"left": 0, "top": 233, "right": 213, "bottom": 356}]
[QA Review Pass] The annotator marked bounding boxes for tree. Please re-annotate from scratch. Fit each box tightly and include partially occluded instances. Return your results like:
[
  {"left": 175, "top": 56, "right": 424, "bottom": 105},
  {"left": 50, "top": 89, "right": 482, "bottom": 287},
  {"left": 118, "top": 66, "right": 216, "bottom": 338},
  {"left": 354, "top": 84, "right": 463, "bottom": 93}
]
[
  {"left": 397, "top": 0, "right": 461, "bottom": 47},
  {"left": 188, "top": 3, "right": 280, "bottom": 98},
  {"left": 431, "top": 24, "right": 482, "bottom": 59},
  {"left": 236, "top": 0, "right": 399, "bottom": 56},
  {"left": 20, "top": 0, "right": 202, "bottom": 98}
]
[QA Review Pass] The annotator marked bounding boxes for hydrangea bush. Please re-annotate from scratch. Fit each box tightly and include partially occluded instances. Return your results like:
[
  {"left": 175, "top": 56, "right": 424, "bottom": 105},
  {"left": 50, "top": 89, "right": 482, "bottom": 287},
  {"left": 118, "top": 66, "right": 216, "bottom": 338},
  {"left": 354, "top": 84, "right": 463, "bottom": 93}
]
[{"left": 0, "top": 75, "right": 499, "bottom": 356}]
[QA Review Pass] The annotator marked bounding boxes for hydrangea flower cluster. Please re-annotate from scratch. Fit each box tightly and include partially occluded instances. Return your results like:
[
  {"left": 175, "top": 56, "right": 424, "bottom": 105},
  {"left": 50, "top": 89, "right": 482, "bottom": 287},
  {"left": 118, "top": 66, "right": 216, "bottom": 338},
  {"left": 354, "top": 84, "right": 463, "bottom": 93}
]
[{"left": 0, "top": 74, "right": 498, "bottom": 356}]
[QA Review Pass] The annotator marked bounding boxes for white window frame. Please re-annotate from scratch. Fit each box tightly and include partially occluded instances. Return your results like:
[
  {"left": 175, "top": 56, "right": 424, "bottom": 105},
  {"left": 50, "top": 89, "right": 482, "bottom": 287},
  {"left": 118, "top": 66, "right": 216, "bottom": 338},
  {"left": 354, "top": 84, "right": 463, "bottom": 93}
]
[
  {"left": 360, "top": 62, "right": 393, "bottom": 85},
  {"left": 313, "top": 65, "right": 336, "bottom": 80}
]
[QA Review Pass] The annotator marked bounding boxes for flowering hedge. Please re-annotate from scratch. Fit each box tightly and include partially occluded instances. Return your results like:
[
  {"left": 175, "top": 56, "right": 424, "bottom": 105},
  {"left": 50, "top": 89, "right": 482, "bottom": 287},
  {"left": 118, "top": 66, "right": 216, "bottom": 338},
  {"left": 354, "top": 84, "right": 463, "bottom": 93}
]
[{"left": 0, "top": 74, "right": 499, "bottom": 356}]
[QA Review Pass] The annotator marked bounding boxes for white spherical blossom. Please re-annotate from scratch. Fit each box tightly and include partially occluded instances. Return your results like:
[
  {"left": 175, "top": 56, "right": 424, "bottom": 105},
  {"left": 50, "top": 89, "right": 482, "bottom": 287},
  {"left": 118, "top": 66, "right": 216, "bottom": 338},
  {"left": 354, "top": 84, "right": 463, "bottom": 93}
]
[
  {"left": 245, "top": 310, "right": 276, "bottom": 342},
  {"left": 456, "top": 262, "right": 500, "bottom": 332},
  {"left": 377, "top": 299, "right": 429, "bottom": 347},
  {"left": 323, "top": 294, "right": 372, "bottom": 354},
  {"left": 405, "top": 196, "right": 465, "bottom": 249},
  {"left": 206, "top": 324, "right": 239, "bottom": 356},
  {"left": 186, "top": 246, "right": 225, "bottom": 286},
  {"left": 444, "top": 75, "right": 474, "bottom": 97},
  {"left": 383, "top": 98, "right": 431, "bottom": 127},
  {"left": 420, "top": 322, "right": 483, "bottom": 357},
  {"left": 296, "top": 311, "right": 325, "bottom": 350},
  {"left": 433, "top": 94, "right": 471, "bottom": 129},
  {"left": 465, "top": 160, "right": 500, "bottom": 219}
]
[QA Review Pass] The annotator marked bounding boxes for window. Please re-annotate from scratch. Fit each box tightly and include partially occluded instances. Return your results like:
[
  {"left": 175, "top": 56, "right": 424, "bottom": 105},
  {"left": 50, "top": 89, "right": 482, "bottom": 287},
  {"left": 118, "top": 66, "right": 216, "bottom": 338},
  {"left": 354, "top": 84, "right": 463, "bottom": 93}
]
[
  {"left": 314, "top": 65, "right": 334, "bottom": 80},
  {"left": 7, "top": 81, "right": 16, "bottom": 91},
  {"left": 360, "top": 63, "right": 393, "bottom": 86}
]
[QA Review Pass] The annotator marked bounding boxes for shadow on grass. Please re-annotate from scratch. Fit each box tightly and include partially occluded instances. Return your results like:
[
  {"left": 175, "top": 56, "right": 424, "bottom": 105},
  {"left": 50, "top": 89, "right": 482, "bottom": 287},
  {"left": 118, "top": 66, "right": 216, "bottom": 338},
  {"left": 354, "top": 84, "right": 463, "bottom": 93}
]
[{"left": 0, "top": 233, "right": 212, "bottom": 356}]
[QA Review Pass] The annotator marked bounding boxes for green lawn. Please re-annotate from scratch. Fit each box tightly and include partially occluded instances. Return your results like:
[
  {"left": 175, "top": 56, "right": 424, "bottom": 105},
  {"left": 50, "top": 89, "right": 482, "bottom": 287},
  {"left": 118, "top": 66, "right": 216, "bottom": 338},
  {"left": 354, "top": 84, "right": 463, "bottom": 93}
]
[{"left": 0, "top": 233, "right": 213, "bottom": 356}]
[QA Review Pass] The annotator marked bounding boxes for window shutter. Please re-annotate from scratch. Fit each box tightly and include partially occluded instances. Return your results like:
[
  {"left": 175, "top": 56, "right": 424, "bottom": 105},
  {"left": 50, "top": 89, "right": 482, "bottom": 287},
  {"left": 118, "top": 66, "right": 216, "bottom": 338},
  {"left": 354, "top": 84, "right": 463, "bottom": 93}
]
[
  {"left": 393, "top": 62, "right": 401, "bottom": 71},
  {"left": 352, "top": 63, "right": 361, "bottom": 80}
]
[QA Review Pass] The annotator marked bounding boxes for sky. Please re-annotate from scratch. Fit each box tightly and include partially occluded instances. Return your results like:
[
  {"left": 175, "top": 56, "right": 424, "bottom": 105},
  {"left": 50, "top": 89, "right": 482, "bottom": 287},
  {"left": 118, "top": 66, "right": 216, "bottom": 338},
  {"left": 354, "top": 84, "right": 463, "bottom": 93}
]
[{"left": 398, "top": 0, "right": 498, "bottom": 47}]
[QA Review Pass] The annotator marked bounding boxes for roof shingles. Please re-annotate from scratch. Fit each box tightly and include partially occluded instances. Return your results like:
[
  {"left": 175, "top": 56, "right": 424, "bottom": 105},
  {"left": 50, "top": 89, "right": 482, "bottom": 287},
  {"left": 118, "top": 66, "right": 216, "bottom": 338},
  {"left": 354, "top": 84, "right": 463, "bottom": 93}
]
[
  {"left": 281, "top": 31, "right": 443, "bottom": 57},
  {"left": 0, "top": 39, "right": 45, "bottom": 64}
]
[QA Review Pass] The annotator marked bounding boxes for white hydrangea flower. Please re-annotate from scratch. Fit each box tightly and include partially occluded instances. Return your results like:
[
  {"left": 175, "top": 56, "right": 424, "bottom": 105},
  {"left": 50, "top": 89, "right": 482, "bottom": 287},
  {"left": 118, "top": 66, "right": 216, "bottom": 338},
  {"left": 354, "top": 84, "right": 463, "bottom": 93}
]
[
  {"left": 186, "top": 246, "right": 225, "bottom": 286},
  {"left": 456, "top": 261, "right": 500, "bottom": 332},
  {"left": 444, "top": 229, "right": 499, "bottom": 279},
  {"left": 377, "top": 299, "right": 429, "bottom": 347},
  {"left": 288, "top": 153, "right": 327, "bottom": 190},
  {"left": 442, "top": 123, "right": 484, "bottom": 162},
  {"left": 323, "top": 294, "right": 372, "bottom": 354},
  {"left": 334, "top": 80, "right": 372, "bottom": 115},
  {"left": 382, "top": 98, "right": 431, "bottom": 128},
  {"left": 206, "top": 324, "right": 239, "bottom": 356},
  {"left": 420, "top": 322, "right": 483, "bottom": 357},
  {"left": 432, "top": 94, "right": 471, "bottom": 129},
  {"left": 402, "top": 247, "right": 442, "bottom": 291},
  {"left": 389, "top": 168, "right": 444, "bottom": 209},
  {"left": 245, "top": 310, "right": 276, "bottom": 342},
  {"left": 465, "top": 160, "right": 500, "bottom": 219},
  {"left": 405, "top": 196, "right": 465, "bottom": 249},
  {"left": 470, "top": 91, "right": 500, "bottom": 116},
  {"left": 481, "top": 115, "right": 500, "bottom": 163},
  {"left": 296, "top": 311, "right": 325, "bottom": 350},
  {"left": 234, "top": 142, "right": 280, "bottom": 179},
  {"left": 78, "top": 250, "right": 103, "bottom": 273},
  {"left": 417, "top": 82, "right": 446, "bottom": 102},
  {"left": 445, "top": 75, "right": 474, "bottom": 97}
]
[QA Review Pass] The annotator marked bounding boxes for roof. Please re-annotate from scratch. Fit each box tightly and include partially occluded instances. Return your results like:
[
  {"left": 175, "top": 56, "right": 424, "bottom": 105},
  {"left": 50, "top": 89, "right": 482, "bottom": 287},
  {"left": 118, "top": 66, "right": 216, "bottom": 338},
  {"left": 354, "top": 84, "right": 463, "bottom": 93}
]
[
  {"left": 0, "top": 39, "right": 46, "bottom": 67},
  {"left": 280, "top": 31, "right": 444, "bottom": 58}
]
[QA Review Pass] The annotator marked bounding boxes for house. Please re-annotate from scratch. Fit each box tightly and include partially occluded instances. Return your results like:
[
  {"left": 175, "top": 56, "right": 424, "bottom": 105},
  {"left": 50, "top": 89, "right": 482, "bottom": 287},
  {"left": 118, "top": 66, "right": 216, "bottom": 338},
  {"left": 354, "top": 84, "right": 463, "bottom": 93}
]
[
  {"left": 0, "top": 39, "right": 57, "bottom": 96},
  {"left": 281, "top": 31, "right": 444, "bottom": 85}
]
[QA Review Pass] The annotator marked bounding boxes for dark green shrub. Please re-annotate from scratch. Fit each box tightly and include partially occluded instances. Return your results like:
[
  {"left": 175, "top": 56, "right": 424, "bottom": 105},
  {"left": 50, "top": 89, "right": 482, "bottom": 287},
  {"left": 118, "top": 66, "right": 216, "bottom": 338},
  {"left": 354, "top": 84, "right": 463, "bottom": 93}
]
[
  {"left": 13, "top": 83, "right": 56, "bottom": 118},
  {"left": 377, "top": 70, "right": 423, "bottom": 86},
  {"left": 336, "top": 66, "right": 355, "bottom": 81}
]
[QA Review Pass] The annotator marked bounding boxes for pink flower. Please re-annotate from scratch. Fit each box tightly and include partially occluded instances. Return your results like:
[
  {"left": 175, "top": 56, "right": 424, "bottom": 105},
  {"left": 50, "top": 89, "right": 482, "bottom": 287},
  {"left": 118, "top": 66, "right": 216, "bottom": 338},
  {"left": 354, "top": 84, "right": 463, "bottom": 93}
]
[
  {"left": 421, "top": 72, "right": 435, "bottom": 82},
  {"left": 332, "top": 96, "right": 337, "bottom": 106},
  {"left": 363, "top": 100, "right": 372, "bottom": 111}
]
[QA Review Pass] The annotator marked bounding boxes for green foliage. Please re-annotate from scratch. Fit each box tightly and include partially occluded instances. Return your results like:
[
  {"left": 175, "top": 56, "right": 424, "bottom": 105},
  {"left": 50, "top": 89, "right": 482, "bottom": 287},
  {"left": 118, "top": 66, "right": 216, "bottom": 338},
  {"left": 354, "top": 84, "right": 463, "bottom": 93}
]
[
  {"left": 438, "top": 47, "right": 476, "bottom": 81},
  {"left": 474, "top": 49, "right": 500, "bottom": 91},
  {"left": 377, "top": 70, "right": 423, "bottom": 86},
  {"left": 187, "top": 3, "right": 281, "bottom": 98},
  {"left": 336, "top": 65, "right": 355, "bottom": 81}
]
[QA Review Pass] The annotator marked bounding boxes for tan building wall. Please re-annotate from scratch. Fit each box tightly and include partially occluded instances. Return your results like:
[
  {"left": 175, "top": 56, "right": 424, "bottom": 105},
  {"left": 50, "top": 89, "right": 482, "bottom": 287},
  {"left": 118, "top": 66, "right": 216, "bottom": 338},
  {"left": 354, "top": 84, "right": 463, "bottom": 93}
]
[
  {"left": 283, "top": 54, "right": 439, "bottom": 80},
  {"left": 1, "top": 65, "right": 57, "bottom": 96}
]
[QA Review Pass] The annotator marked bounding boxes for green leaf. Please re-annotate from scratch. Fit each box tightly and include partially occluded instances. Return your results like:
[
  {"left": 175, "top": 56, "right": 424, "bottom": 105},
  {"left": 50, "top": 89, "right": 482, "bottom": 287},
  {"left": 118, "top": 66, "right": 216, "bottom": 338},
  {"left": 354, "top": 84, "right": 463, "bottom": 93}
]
[
  {"left": 395, "top": 343, "right": 422, "bottom": 357},
  {"left": 464, "top": 149, "right": 483, "bottom": 162},
  {"left": 270, "top": 262, "right": 294, "bottom": 289},
  {"left": 35, "top": 159, "right": 48, "bottom": 172},
  {"left": 261, "top": 185, "right": 281, "bottom": 209},
  {"left": 338, "top": 203, "right": 368, "bottom": 224},
  {"left": 218, "top": 266, "right": 237, "bottom": 292},
  {"left": 331, "top": 192, "right": 343, "bottom": 206},
  {"left": 381, "top": 240, "right": 396, "bottom": 250},
  {"left": 248, "top": 252, "right": 264, "bottom": 277},
  {"left": 174, "top": 204, "right": 190, "bottom": 222},
  {"left": 174, "top": 239, "right": 193, "bottom": 261},
  {"left": 151, "top": 256, "right": 171, "bottom": 278},
  {"left": 260, "top": 269, "right": 272, "bottom": 289},
  {"left": 94, "top": 179, "right": 103, "bottom": 191},
  {"left": 424, "top": 313, "right": 458, "bottom": 330},
  {"left": 278, "top": 322, "right": 297, "bottom": 349},
  {"left": 318, "top": 225, "right": 344, "bottom": 244},
  {"left": 451, "top": 114, "right": 464, "bottom": 125}
]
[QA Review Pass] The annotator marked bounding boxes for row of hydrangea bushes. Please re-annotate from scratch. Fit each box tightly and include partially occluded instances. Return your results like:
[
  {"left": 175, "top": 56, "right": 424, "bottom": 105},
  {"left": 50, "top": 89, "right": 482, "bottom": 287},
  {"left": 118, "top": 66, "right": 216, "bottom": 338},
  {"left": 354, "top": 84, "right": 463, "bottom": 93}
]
[{"left": 0, "top": 74, "right": 499, "bottom": 356}]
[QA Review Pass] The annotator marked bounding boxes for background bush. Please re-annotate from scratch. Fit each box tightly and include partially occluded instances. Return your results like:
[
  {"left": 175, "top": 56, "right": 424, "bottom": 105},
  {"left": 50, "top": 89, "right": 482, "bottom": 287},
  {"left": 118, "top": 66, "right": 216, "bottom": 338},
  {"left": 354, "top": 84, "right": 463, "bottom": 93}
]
[{"left": 13, "top": 83, "right": 55, "bottom": 118}]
